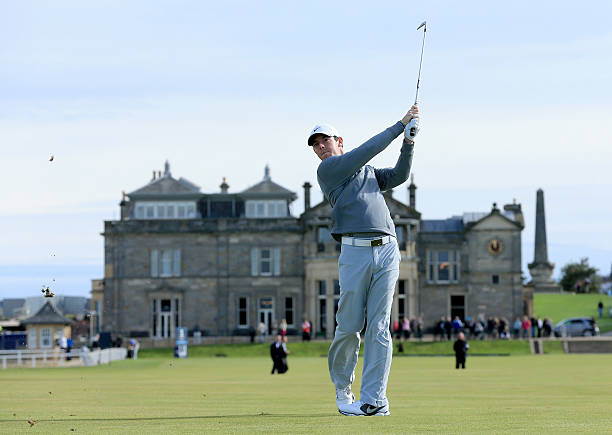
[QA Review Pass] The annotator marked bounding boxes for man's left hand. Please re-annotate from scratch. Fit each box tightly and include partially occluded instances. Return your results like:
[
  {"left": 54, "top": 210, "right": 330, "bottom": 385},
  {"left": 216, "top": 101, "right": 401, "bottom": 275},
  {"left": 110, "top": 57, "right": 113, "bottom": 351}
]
[{"left": 401, "top": 105, "right": 419, "bottom": 126}]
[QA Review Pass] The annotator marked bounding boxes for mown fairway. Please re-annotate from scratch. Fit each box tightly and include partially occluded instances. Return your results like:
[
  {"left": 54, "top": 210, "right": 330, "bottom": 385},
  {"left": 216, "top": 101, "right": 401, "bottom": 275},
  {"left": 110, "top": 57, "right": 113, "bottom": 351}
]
[
  {"left": 535, "top": 293, "right": 612, "bottom": 333},
  {"left": 1, "top": 354, "right": 611, "bottom": 434}
]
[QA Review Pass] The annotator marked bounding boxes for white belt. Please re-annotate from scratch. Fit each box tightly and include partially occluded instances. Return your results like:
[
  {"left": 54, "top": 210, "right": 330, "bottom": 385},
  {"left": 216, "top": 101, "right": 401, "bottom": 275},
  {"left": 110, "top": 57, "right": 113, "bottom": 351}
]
[{"left": 341, "top": 235, "right": 393, "bottom": 247}]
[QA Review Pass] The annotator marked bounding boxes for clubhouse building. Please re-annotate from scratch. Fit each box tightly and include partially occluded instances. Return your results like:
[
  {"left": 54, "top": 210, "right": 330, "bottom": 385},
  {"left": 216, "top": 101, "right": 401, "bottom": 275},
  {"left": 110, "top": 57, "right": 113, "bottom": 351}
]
[{"left": 92, "top": 162, "right": 532, "bottom": 343}]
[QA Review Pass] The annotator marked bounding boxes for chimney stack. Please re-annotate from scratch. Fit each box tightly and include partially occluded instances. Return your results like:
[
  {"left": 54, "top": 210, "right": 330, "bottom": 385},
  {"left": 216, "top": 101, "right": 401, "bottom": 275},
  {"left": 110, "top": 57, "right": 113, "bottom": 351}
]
[
  {"left": 408, "top": 174, "right": 416, "bottom": 209},
  {"left": 303, "top": 182, "right": 312, "bottom": 211},
  {"left": 264, "top": 164, "right": 271, "bottom": 181},
  {"left": 152, "top": 170, "right": 156, "bottom": 180},
  {"left": 119, "top": 191, "right": 130, "bottom": 221},
  {"left": 220, "top": 177, "right": 229, "bottom": 193},
  {"left": 504, "top": 200, "right": 524, "bottom": 227}
]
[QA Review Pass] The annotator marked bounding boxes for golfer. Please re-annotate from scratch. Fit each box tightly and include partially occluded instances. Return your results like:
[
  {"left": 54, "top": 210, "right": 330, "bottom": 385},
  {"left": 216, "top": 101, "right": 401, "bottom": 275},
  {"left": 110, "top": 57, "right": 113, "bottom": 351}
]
[{"left": 308, "top": 105, "right": 419, "bottom": 416}]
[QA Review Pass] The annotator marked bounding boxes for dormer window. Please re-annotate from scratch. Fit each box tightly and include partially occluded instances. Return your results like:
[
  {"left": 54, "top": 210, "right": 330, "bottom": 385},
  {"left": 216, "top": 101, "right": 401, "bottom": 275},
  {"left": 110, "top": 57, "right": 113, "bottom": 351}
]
[
  {"left": 245, "top": 200, "right": 287, "bottom": 218},
  {"left": 134, "top": 201, "right": 196, "bottom": 219}
]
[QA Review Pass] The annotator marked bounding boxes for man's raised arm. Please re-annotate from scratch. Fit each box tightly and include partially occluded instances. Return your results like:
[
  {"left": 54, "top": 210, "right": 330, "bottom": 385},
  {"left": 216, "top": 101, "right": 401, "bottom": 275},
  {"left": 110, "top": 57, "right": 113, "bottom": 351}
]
[
  {"left": 317, "top": 105, "right": 419, "bottom": 189},
  {"left": 317, "top": 122, "right": 405, "bottom": 190},
  {"left": 373, "top": 140, "right": 415, "bottom": 191}
]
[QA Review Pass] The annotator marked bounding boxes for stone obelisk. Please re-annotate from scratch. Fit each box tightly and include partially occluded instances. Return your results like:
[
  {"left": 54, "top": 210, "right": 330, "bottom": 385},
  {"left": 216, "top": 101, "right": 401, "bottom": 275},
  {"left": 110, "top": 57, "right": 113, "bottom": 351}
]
[{"left": 528, "top": 189, "right": 560, "bottom": 292}]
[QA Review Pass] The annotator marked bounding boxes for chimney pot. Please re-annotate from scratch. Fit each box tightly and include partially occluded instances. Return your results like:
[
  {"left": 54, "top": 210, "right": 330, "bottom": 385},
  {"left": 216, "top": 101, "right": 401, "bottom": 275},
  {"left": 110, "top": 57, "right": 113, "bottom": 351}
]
[{"left": 303, "top": 182, "right": 312, "bottom": 211}]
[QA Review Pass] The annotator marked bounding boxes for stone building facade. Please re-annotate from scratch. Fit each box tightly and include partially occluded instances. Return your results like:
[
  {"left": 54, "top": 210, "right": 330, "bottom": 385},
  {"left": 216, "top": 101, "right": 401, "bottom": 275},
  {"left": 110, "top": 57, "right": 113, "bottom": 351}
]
[
  {"left": 417, "top": 202, "right": 527, "bottom": 327},
  {"left": 94, "top": 163, "right": 304, "bottom": 339},
  {"left": 92, "top": 162, "right": 532, "bottom": 341}
]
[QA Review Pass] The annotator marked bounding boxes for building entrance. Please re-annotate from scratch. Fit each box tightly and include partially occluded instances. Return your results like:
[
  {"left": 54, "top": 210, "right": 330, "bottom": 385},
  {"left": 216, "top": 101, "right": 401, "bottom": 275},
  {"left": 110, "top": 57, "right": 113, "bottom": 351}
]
[
  {"left": 258, "top": 297, "right": 274, "bottom": 335},
  {"left": 450, "top": 295, "right": 465, "bottom": 321},
  {"left": 153, "top": 298, "right": 178, "bottom": 339}
]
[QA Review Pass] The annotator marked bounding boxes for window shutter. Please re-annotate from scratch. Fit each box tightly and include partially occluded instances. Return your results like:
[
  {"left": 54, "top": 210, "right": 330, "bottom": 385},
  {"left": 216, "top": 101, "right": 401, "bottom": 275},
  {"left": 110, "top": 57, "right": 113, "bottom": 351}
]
[
  {"left": 173, "top": 249, "right": 181, "bottom": 276},
  {"left": 251, "top": 248, "right": 259, "bottom": 276},
  {"left": 151, "top": 249, "right": 159, "bottom": 277},
  {"left": 273, "top": 248, "right": 281, "bottom": 276}
]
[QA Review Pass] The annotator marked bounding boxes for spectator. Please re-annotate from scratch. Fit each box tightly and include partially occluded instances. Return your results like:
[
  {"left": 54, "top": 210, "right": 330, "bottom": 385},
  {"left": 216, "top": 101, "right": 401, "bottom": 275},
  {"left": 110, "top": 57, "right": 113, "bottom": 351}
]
[
  {"left": 279, "top": 319, "right": 287, "bottom": 337},
  {"left": 543, "top": 318, "right": 553, "bottom": 337},
  {"left": 392, "top": 319, "right": 400, "bottom": 339},
  {"left": 416, "top": 316, "right": 424, "bottom": 341},
  {"left": 474, "top": 319, "right": 484, "bottom": 340},
  {"left": 301, "top": 319, "right": 312, "bottom": 342},
  {"left": 248, "top": 325, "right": 256, "bottom": 343},
  {"left": 512, "top": 318, "right": 521, "bottom": 339},
  {"left": 257, "top": 322, "right": 266, "bottom": 343},
  {"left": 466, "top": 317, "right": 475, "bottom": 339},
  {"left": 435, "top": 317, "right": 444, "bottom": 341},
  {"left": 66, "top": 337, "right": 73, "bottom": 361},
  {"left": 453, "top": 332, "right": 469, "bottom": 369},
  {"left": 270, "top": 335, "right": 288, "bottom": 374},
  {"left": 444, "top": 317, "right": 452, "bottom": 341},
  {"left": 598, "top": 301, "right": 604, "bottom": 318},
  {"left": 530, "top": 317, "right": 537, "bottom": 338},
  {"left": 490, "top": 318, "right": 496, "bottom": 339},
  {"left": 537, "top": 317, "right": 543, "bottom": 337},
  {"left": 487, "top": 318, "right": 496, "bottom": 339},
  {"left": 402, "top": 317, "right": 411, "bottom": 341},
  {"left": 451, "top": 316, "right": 463, "bottom": 337},
  {"left": 521, "top": 316, "right": 531, "bottom": 339},
  {"left": 498, "top": 318, "right": 508, "bottom": 339},
  {"left": 127, "top": 339, "right": 139, "bottom": 359}
]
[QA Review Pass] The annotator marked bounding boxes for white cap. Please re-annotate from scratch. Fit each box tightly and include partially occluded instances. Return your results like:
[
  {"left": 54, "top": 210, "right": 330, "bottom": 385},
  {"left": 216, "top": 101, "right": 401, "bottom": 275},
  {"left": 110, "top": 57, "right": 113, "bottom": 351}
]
[{"left": 307, "top": 124, "right": 340, "bottom": 146}]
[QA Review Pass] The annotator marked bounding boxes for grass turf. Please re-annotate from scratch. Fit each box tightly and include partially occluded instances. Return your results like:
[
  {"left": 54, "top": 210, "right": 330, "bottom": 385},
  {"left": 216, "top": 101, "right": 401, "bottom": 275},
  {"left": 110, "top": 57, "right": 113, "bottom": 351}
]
[
  {"left": 1, "top": 354, "right": 611, "bottom": 433},
  {"left": 138, "top": 339, "right": 564, "bottom": 359},
  {"left": 534, "top": 293, "right": 612, "bottom": 333}
]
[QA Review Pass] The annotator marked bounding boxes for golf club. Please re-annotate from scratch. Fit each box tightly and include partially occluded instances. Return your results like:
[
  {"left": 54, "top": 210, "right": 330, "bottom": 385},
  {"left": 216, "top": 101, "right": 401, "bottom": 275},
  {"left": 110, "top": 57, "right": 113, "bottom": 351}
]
[{"left": 414, "top": 21, "right": 427, "bottom": 105}]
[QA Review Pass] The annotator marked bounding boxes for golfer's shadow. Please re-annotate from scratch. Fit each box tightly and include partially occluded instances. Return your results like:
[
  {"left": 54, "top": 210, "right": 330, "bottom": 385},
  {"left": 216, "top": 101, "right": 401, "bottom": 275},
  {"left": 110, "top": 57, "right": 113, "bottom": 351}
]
[{"left": 1, "top": 413, "right": 333, "bottom": 423}]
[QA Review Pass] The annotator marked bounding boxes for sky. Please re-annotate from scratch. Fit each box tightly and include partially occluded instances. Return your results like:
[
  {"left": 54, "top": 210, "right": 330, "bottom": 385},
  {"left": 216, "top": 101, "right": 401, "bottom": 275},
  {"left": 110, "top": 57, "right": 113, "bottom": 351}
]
[{"left": 1, "top": 1, "right": 611, "bottom": 299}]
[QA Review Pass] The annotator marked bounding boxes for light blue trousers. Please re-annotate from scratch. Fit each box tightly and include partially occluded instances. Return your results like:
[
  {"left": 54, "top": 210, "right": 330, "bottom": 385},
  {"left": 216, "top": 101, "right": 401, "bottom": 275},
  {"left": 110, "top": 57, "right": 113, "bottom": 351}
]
[{"left": 328, "top": 238, "right": 400, "bottom": 408}]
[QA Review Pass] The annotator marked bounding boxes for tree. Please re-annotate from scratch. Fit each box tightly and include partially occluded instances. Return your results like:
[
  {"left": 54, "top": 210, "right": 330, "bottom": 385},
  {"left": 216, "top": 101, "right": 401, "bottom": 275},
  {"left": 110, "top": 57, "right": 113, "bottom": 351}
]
[{"left": 559, "top": 258, "right": 600, "bottom": 293}]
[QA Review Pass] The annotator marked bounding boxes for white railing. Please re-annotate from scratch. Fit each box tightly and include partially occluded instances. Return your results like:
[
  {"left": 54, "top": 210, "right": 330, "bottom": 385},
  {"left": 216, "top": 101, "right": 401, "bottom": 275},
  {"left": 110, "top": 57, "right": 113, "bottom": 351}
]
[
  {"left": 81, "top": 348, "right": 127, "bottom": 366},
  {"left": 0, "top": 347, "right": 127, "bottom": 369}
]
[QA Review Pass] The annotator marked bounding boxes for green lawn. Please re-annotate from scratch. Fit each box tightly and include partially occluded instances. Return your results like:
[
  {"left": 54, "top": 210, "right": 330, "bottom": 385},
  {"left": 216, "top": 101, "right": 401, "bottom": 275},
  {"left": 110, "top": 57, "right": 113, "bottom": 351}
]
[
  {"left": 1, "top": 354, "right": 611, "bottom": 433},
  {"left": 534, "top": 292, "right": 612, "bottom": 333},
  {"left": 139, "top": 339, "right": 563, "bottom": 359}
]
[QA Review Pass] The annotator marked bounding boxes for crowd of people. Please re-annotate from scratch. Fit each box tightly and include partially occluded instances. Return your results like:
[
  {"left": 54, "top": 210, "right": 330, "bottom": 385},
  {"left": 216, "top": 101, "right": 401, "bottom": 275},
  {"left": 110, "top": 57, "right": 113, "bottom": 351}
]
[
  {"left": 431, "top": 315, "right": 556, "bottom": 341},
  {"left": 391, "top": 316, "right": 424, "bottom": 342},
  {"left": 388, "top": 315, "right": 561, "bottom": 342}
]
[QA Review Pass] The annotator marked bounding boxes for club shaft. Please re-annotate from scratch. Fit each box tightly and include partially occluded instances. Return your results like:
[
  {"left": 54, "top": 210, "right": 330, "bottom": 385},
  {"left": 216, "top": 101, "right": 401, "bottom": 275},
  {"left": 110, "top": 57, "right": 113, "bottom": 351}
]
[{"left": 414, "top": 26, "right": 427, "bottom": 105}]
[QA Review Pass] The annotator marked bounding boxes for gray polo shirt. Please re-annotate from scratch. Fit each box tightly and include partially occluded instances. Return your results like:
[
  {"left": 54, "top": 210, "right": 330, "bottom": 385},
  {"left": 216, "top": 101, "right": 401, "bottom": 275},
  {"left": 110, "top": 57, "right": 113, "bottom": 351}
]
[{"left": 316, "top": 121, "right": 414, "bottom": 240}]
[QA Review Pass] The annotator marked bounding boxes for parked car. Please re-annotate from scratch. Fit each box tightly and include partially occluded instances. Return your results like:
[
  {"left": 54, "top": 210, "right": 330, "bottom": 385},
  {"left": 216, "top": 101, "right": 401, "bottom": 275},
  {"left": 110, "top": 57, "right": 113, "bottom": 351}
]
[{"left": 553, "top": 317, "right": 599, "bottom": 337}]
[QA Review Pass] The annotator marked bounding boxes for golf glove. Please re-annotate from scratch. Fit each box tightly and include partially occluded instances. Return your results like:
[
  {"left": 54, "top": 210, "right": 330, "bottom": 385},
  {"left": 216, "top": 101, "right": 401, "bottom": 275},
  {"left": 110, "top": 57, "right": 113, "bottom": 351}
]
[{"left": 404, "top": 117, "right": 420, "bottom": 141}]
